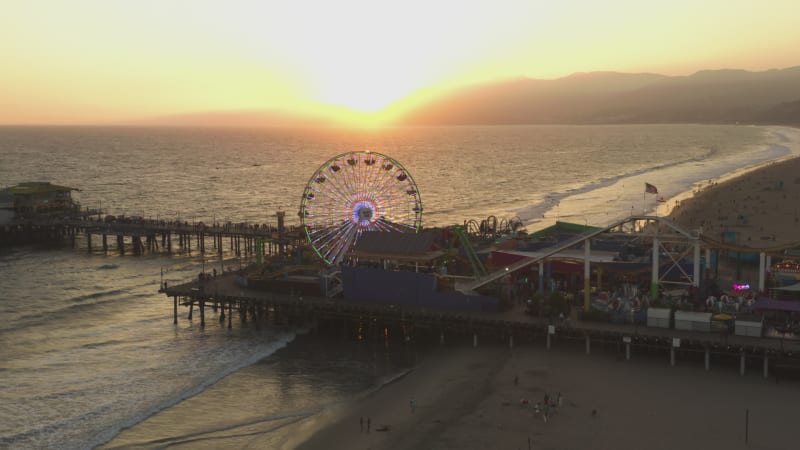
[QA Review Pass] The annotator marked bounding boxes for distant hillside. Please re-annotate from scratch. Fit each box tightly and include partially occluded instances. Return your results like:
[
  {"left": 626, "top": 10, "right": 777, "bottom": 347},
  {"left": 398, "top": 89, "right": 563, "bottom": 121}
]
[
  {"left": 395, "top": 66, "right": 800, "bottom": 125},
  {"left": 128, "top": 109, "right": 336, "bottom": 127}
]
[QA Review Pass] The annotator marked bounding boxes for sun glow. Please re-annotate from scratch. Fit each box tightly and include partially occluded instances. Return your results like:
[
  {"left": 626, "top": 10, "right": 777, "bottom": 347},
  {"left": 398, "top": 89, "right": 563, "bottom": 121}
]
[{"left": 1, "top": 0, "right": 799, "bottom": 125}]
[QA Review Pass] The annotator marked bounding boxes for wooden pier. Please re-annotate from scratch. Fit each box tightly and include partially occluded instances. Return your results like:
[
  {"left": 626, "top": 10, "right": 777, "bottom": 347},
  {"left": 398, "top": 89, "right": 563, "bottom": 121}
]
[
  {"left": 164, "top": 271, "right": 800, "bottom": 380},
  {"left": 1, "top": 214, "right": 304, "bottom": 257}
]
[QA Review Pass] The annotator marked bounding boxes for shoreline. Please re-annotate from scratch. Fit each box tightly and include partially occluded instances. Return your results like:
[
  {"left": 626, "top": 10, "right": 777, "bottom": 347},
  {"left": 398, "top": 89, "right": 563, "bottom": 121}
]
[
  {"left": 294, "top": 126, "right": 800, "bottom": 450},
  {"left": 657, "top": 126, "right": 800, "bottom": 218},
  {"left": 665, "top": 153, "right": 800, "bottom": 249}
]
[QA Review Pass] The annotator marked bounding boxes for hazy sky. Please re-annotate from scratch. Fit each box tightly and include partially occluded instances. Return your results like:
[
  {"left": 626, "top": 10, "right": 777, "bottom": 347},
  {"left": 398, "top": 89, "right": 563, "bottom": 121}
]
[{"left": 2, "top": 0, "right": 798, "bottom": 125}]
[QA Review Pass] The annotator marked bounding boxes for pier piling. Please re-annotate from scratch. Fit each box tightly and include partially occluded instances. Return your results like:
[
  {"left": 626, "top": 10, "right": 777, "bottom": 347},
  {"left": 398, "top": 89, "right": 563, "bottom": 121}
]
[{"left": 740, "top": 352, "right": 746, "bottom": 376}]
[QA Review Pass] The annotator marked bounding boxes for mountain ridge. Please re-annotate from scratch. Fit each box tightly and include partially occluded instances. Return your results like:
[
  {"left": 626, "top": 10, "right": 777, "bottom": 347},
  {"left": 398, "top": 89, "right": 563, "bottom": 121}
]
[
  {"left": 121, "top": 65, "right": 800, "bottom": 127},
  {"left": 395, "top": 65, "right": 800, "bottom": 125}
]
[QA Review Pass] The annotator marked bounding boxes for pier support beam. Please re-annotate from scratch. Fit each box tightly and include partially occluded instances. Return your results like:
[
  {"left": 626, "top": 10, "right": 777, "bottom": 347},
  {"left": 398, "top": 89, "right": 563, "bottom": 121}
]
[
  {"left": 228, "top": 302, "right": 233, "bottom": 329},
  {"left": 651, "top": 236, "right": 660, "bottom": 301},
  {"left": 758, "top": 252, "right": 766, "bottom": 292},
  {"left": 583, "top": 239, "right": 591, "bottom": 312},
  {"left": 188, "top": 302, "right": 193, "bottom": 320},
  {"left": 740, "top": 352, "right": 746, "bottom": 376},
  {"left": 173, "top": 296, "right": 178, "bottom": 325},
  {"left": 585, "top": 335, "right": 591, "bottom": 355},
  {"left": 199, "top": 299, "right": 205, "bottom": 327},
  {"left": 538, "top": 261, "right": 544, "bottom": 297}
]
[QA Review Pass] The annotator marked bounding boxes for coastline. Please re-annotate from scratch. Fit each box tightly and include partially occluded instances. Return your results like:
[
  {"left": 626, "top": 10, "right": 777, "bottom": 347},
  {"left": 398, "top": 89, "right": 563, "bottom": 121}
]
[
  {"left": 665, "top": 152, "right": 800, "bottom": 248},
  {"left": 6, "top": 124, "right": 800, "bottom": 449},
  {"left": 293, "top": 129, "right": 800, "bottom": 450}
]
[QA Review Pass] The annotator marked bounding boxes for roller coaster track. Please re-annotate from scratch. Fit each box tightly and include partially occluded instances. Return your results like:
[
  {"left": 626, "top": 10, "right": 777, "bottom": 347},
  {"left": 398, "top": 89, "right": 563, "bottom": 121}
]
[
  {"left": 697, "top": 234, "right": 800, "bottom": 255},
  {"left": 458, "top": 214, "right": 794, "bottom": 293}
]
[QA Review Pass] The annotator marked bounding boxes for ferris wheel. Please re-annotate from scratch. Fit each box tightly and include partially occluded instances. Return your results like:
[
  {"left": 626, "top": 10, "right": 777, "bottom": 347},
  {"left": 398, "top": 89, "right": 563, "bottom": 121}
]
[{"left": 299, "top": 151, "right": 423, "bottom": 265}]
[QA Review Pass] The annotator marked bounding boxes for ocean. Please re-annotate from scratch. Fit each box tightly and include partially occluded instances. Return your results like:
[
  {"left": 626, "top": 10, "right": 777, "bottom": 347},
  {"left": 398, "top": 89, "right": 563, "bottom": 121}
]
[{"left": 1, "top": 124, "right": 799, "bottom": 449}]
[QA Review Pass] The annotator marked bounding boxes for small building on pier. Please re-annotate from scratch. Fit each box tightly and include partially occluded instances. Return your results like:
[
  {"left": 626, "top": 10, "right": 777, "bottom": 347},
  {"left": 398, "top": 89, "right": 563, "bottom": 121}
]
[{"left": 0, "top": 182, "right": 79, "bottom": 224}]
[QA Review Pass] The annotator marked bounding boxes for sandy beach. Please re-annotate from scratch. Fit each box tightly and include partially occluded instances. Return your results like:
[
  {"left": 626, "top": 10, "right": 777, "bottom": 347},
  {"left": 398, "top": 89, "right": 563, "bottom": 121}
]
[
  {"left": 296, "top": 341, "right": 799, "bottom": 450},
  {"left": 294, "top": 154, "right": 800, "bottom": 450},
  {"left": 667, "top": 155, "right": 800, "bottom": 249}
]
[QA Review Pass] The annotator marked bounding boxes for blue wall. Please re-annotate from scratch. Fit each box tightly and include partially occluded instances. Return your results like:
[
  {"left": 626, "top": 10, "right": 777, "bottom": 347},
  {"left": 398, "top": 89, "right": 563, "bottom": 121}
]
[{"left": 342, "top": 266, "right": 497, "bottom": 312}]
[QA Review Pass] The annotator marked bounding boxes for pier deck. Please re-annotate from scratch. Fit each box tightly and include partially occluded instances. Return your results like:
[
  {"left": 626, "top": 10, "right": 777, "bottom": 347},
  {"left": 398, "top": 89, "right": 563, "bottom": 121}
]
[{"left": 164, "top": 271, "right": 800, "bottom": 378}]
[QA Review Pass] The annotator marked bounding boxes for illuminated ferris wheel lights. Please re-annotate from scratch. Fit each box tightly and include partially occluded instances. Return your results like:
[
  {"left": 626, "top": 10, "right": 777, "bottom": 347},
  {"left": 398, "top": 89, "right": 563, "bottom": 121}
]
[{"left": 300, "top": 151, "right": 422, "bottom": 265}]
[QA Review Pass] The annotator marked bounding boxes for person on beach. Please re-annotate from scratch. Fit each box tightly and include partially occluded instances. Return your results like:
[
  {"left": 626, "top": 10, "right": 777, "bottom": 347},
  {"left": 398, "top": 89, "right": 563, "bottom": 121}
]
[
  {"left": 410, "top": 398, "right": 416, "bottom": 413},
  {"left": 367, "top": 417, "right": 371, "bottom": 433}
]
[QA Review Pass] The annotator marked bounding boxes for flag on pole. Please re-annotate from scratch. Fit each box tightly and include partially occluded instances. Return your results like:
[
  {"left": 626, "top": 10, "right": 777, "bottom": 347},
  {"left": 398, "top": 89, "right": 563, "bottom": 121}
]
[{"left": 645, "top": 183, "right": 658, "bottom": 194}]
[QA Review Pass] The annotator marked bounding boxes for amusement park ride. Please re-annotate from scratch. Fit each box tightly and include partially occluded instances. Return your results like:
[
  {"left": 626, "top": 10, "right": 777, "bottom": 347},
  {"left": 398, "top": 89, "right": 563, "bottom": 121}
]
[
  {"left": 298, "top": 151, "right": 423, "bottom": 266},
  {"left": 289, "top": 150, "right": 788, "bottom": 312}
]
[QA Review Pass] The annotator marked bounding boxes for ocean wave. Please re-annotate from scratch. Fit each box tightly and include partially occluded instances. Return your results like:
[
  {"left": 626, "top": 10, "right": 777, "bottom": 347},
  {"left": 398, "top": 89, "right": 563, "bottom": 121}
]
[
  {"left": 101, "top": 410, "right": 315, "bottom": 449},
  {"left": 89, "top": 330, "right": 298, "bottom": 450}
]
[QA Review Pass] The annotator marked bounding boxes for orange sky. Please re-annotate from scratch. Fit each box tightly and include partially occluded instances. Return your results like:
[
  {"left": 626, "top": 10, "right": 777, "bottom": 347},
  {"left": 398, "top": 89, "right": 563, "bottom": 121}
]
[{"left": 1, "top": 0, "right": 798, "bottom": 125}]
